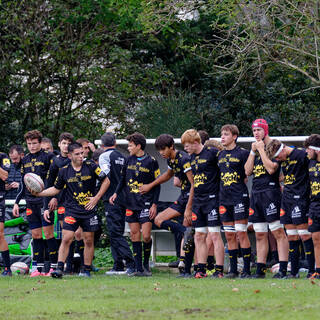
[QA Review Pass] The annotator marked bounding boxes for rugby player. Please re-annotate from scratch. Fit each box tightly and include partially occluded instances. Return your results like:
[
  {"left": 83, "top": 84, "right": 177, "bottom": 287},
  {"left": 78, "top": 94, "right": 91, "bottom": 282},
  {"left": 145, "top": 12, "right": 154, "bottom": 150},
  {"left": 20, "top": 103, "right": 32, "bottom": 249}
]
[
  {"left": 99, "top": 133, "right": 135, "bottom": 275},
  {"left": 13, "top": 130, "right": 57, "bottom": 276},
  {"left": 181, "top": 129, "right": 224, "bottom": 278},
  {"left": 0, "top": 152, "right": 12, "bottom": 276},
  {"left": 304, "top": 134, "right": 320, "bottom": 278},
  {"left": 139, "top": 134, "right": 194, "bottom": 277},
  {"left": 266, "top": 139, "right": 315, "bottom": 278},
  {"left": 33, "top": 142, "right": 109, "bottom": 278},
  {"left": 244, "top": 119, "right": 289, "bottom": 278},
  {"left": 218, "top": 124, "right": 251, "bottom": 278},
  {"left": 44, "top": 132, "right": 74, "bottom": 226},
  {"left": 110, "top": 133, "right": 160, "bottom": 277}
]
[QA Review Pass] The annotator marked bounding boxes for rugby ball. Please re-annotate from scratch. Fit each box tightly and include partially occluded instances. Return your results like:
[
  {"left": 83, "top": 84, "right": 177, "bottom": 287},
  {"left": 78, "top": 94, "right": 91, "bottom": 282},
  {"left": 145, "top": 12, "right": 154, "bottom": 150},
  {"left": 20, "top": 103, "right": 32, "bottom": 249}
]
[
  {"left": 10, "top": 262, "right": 29, "bottom": 275},
  {"left": 24, "top": 173, "right": 44, "bottom": 193}
]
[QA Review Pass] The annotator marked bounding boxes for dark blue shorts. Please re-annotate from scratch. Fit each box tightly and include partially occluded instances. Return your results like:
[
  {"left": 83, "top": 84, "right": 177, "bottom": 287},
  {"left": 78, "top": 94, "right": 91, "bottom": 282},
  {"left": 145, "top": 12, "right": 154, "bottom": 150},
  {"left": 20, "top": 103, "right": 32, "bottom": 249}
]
[
  {"left": 308, "top": 201, "right": 320, "bottom": 233},
  {"left": 219, "top": 198, "right": 249, "bottom": 223},
  {"left": 280, "top": 196, "right": 308, "bottom": 225},
  {"left": 125, "top": 206, "right": 152, "bottom": 224},
  {"left": 63, "top": 212, "right": 100, "bottom": 232},
  {"left": 249, "top": 190, "right": 281, "bottom": 223},
  {"left": 26, "top": 203, "right": 53, "bottom": 230},
  {"left": 170, "top": 192, "right": 189, "bottom": 215},
  {"left": 192, "top": 197, "right": 221, "bottom": 228}
]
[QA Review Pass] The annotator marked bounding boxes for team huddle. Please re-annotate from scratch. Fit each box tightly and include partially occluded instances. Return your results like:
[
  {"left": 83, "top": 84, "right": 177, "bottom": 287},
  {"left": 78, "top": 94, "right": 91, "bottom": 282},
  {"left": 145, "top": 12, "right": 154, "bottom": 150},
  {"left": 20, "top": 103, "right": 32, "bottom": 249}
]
[{"left": 0, "top": 118, "right": 320, "bottom": 280}]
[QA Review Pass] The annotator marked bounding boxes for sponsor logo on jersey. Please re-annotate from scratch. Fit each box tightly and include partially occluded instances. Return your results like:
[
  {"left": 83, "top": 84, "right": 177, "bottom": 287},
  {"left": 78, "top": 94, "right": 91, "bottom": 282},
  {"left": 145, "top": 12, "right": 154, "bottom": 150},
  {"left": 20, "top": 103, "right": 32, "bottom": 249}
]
[
  {"left": 234, "top": 203, "right": 245, "bottom": 214},
  {"left": 90, "top": 215, "right": 99, "bottom": 226},
  {"left": 26, "top": 208, "right": 32, "bottom": 216},
  {"left": 192, "top": 212, "right": 197, "bottom": 221},
  {"left": 126, "top": 209, "right": 133, "bottom": 217},
  {"left": 64, "top": 216, "right": 76, "bottom": 224},
  {"left": 292, "top": 206, "right": 302, "bottom": 218},
  {"left": 219, "top": 206, "right": 227, "bottom": 214},
  {"left": 58, "top": 207, "right": 65, "bottom": 215},
  {"left": 266, "top": 203, "right": 277, "bottom": 216}
]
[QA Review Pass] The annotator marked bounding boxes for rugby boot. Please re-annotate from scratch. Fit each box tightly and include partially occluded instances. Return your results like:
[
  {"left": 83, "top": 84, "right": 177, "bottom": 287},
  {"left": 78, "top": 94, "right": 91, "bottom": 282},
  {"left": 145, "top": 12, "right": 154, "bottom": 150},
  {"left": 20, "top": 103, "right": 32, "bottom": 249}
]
[
  {"left": 239, "top": 272, "right": 252, "bottom": 279},
  {"left": 210, "top": 269, "right": 224, "bottom": 278},
  {"left": 143, "top": 266, "right": 152, "bottom": 277},
  {"left": 225, "top": 272, "right": 239, "bottom": 279},
  {"left": 51, "top": 269, "right": 63, "bottom": 278},
  {"left": 30, "top": 270, "right": 42, "bottom": 277},
  {"left": 310, "top": 272, "right": 320, "bottom": 279},
  {"left": 272, "top": 271, "right": 287, "bottom": 279},
  {"left": 287, "top": 273, "right": 300, "bottom": 279},
  {"left": 78, "top": 270, "right": 91, "bottom": 277},
  {"left": 1, "top": 268, "right": 12, "bottom": 277},
  {"left": 251, "top": 273, "right": 266, "bottom": 279},
  {"left": 194, "top": 271, "right": 207, "bottom": 278}
]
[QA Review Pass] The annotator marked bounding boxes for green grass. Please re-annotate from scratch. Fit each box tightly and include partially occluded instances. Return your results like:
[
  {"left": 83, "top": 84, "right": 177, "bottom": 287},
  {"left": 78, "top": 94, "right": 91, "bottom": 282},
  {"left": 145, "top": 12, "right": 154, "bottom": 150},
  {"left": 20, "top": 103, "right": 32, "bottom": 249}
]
[{"left": 1, "top": 271, "right": 320, "bottom": 320}]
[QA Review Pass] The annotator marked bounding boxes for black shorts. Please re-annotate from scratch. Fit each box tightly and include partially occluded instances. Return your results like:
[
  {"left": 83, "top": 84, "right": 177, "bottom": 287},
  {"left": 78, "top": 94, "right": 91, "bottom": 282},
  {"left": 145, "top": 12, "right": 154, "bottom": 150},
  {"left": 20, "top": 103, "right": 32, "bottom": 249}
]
[
  {"left": 57, "top": 206, "right": 66, "bottom": 221},
  {"left": 192, "top": 197, "right": 221, "bottom": 228},
  {"left": 125, "top": 206, "right": 152, "bottom": 224},
  {"left": 219, "top": 199, "right": 249, "bottom": 223},
  {"left": 26, "top": 203, "right": 54, "bottom": 230},
  {"left": 170, "top": 192, "right": 189, "bottom": 215},
  {"left": 249, "top": 190, "right": 281, "bottom": 223},
  {"left": 308, "top": 201, "right": 320, "bottom": 233},
  {"left": 0, "top": 197, "right": 5, "bottom": 223},
  {"left": 63, "top": 213, "right": 100, "bottom": 232},
  {"left": 280, "top": 197, "right": 308, "bottom": 225}
]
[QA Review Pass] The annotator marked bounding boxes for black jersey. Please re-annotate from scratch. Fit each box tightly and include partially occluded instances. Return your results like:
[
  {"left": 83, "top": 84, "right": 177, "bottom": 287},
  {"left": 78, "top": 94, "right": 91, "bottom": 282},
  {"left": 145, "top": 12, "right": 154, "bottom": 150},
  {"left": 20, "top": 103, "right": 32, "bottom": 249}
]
[
  {"left": 190, "top": 146, "right": 219, "bottom": 201},
  {"left": 54, "top": 160, "right": 106, "bottom": 218},
  {"left": 15, "top": 149, "right": 54, "bottom": 205},
  {"left": 115, "top": 153, "right": 160, "bottom": 211},
  {"left": 252, "top": 154, "right": 281, "bottom": 192},
  {"left": 281, "top": 148, "right": 310, "bottom": 200},
  {"left": 0, "top": 153, "right": 11, "bottom": 195},
  {"left": 167, "top": 150, "right": 191, "bottom": 194},
  {"left": 308, "top": 159, "right": 320, "bottom": 202},
  {"left": 44, "top": 154, "right": 71, "bottom": 209},
  {"left": 218, "top": 146, "right": 249, "bottom": 205},
  {"left": 99, "top": 148, "right": 126, "bottom": 204}
]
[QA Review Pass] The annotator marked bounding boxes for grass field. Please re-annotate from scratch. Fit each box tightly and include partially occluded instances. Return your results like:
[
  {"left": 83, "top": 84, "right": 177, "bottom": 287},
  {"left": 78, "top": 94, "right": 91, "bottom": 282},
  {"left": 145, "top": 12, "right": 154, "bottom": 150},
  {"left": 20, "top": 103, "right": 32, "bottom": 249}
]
[{"left": 1, "top": 270, "right": 320, "bottom": 320}]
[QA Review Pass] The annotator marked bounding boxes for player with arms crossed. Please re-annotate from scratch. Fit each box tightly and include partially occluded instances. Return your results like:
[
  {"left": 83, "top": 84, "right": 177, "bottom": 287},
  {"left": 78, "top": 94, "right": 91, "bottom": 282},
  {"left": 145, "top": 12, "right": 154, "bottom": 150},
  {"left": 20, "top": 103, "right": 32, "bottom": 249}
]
[
  {"left": 244, "top": 119, "right": 289, "bottom": 278},
  {"left": 181, "top": 129, "right": 224, "bottom": 278},
  {"left": 13, "top": 130, "right": 57, "bottom": 276},
  {"left": 110, "top": 133, "right": 160, "bottom": 277},
  {"left": 266, "top": 139, "right": 315, "bottom": 278},
  {"left": 139, "top": 134, "right": 195, "bottom": 277},
  {"left": 33, "top": 142, "right": 110, "bottom": 278},
  {"left": 218, "top": 124, "right": 251, "bottom": 278}
]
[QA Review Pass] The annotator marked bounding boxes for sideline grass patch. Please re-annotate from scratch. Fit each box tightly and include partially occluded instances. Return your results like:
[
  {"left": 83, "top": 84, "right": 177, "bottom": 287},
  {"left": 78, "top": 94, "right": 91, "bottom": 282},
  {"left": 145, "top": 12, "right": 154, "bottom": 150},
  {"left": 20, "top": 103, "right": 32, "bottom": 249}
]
[{"left": 1, "top": 272, "right": 320, "bottom": 320}]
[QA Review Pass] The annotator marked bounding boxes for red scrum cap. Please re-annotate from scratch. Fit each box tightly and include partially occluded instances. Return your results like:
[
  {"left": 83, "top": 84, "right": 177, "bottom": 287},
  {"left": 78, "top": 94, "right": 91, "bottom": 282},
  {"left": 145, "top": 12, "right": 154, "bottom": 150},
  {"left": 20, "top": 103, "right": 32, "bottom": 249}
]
[{"left": 252, "top": 119, "right": 269, "bottom": 136}]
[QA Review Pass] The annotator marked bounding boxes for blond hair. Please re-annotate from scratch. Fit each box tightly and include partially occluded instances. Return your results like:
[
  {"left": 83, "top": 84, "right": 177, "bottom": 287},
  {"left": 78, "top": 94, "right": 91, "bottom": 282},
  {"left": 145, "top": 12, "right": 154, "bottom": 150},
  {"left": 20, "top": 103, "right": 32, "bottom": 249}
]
[{"left": 181, "top": 129, "right": 201, "bottom": 145}]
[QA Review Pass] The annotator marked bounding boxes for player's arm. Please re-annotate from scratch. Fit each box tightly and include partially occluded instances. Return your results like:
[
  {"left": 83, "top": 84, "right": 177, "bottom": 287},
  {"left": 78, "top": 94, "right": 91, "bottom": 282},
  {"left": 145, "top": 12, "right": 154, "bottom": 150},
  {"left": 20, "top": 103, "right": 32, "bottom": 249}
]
[
  {"left": 36, "top": 187, "right": 61, "bottom": 197},
  {"left": 85, "top": 176, "right": 110, "bottom": 210},
  {"left": 184, "top": 170, "right": 194, "bottom": 225},
  {"left": 256, "top": 141, "right": 278, "bottom": 175},
  {"left": 139, "top": 169, "right": 174, "bottom": 194},
  {"left": 0, "top": 166, "right": 8, "bottom": 181},
  {"left": 244, "top": 142, "right": 257, "bottom": 176}
]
